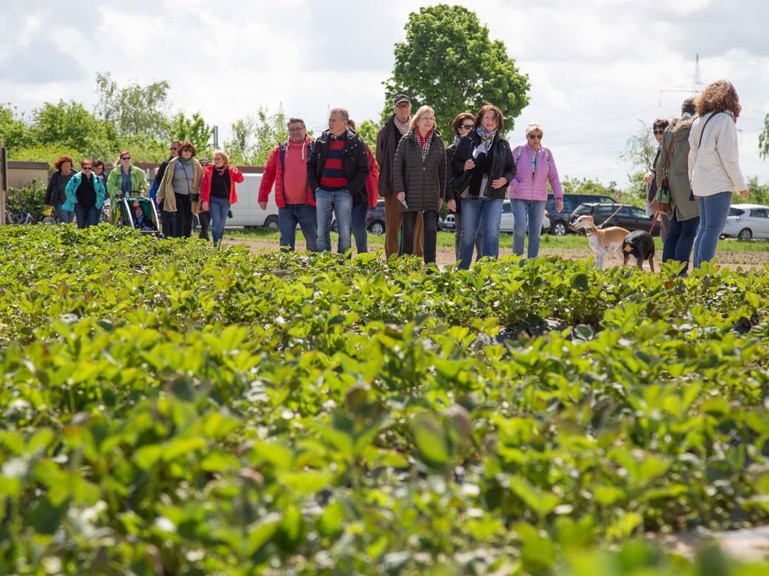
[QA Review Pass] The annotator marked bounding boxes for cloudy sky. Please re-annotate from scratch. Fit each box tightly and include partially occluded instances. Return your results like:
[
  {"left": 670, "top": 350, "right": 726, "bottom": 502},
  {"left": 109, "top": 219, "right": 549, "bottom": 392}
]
[{"left": 2, "top": 0, "right": 769, "bottom": 188}]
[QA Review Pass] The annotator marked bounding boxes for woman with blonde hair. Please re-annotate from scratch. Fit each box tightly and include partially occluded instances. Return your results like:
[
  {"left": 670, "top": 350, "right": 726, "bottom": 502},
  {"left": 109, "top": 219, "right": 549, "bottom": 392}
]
[
  {"left": 393, "top": 105, "right": 446, "bottom": 264},
  {"left": 200, "top": 149, "right": 244, "bottom": 246},
  {"left": 688, "top": 80, "right": 748, "bottom": 268}
]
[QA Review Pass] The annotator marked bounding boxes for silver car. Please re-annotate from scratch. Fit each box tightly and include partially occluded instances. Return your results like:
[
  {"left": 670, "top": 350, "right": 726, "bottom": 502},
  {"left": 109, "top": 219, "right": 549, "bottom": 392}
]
[{"left": 721, "top": 204, "right": 769, "bottom": 241}]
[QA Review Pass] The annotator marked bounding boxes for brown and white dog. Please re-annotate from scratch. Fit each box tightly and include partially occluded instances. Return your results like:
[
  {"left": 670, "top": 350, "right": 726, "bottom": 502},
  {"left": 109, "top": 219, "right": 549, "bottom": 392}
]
[
  {"left": 622, "top": 229, "right": 656, "bottom": 272},
  {"left": 570, "top": 215, "right": 630, "bottom": 269}
]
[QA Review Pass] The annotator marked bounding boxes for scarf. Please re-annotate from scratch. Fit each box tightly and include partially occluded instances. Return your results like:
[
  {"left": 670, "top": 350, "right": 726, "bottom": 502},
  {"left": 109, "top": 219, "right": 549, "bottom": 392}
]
[
  {"left": 417, "top": 130, "right": 433, "bottom": 162},
  {"left": 474, "top": 126, "right": 498, "bottom": 156},
  {"left": 394, "top": 116, "right": 410, "bottom": 136}
]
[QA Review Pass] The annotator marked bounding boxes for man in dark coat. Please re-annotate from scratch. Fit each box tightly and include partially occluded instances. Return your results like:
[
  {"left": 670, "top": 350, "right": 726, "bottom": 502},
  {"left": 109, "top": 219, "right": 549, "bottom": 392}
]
[{"left": 376, "top": 94, "right": 423, "bottom": 258}]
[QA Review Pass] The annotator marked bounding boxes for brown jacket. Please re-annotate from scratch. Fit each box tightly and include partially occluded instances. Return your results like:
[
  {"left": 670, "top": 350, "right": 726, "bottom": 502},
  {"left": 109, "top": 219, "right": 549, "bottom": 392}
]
[
  {"left": 157, "top": 157, "right": 204, "bottom": 213},
  {"left": 392, "top": 129, "right": 446, "bottom": 213}
]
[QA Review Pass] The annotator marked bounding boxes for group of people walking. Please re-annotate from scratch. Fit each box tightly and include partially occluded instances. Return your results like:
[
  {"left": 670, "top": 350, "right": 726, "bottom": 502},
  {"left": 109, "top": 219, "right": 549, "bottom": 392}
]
[
  {"left": 646, "top": 79, "right": 747, "bottom": 271},
  {"left": 43, "top": 79, "right": 747, "bottom": 270},
  {"left": 260, "top": 95, "right": 565, "bottom": 270}
]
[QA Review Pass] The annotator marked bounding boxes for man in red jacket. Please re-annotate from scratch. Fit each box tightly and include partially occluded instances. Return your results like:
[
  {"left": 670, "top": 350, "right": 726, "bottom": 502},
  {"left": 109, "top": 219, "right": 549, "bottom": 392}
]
[{"left": 258, "top": 118, "right": 317, "bottom": 251}]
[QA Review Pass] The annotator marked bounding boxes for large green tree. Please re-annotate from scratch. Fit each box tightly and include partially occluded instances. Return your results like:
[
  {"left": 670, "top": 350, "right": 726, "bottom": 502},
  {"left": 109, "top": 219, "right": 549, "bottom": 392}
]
[
  {"left": 384, "top": 4, "right": 530, "bottom": 137},
  {"left": 224, "top": 107, "right": 287, "bottom": 166},
  {"left": 30, "top": 100, "right": 116, "bottom": 158},
  {"left": 95, "top": 72, "right": 171, "bottom": 143},
  {"left": 168, "top": 111, "right": 213, "bottom": 157},
  {"left": 759, "top": 115, "right": 769, "bottom": 159}
]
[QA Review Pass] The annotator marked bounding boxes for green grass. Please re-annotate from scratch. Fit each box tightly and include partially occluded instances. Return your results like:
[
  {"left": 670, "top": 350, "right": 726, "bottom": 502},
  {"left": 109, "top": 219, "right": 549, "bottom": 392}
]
[{"left": 226, "top": 227, "right": 769, "bottom": 253}]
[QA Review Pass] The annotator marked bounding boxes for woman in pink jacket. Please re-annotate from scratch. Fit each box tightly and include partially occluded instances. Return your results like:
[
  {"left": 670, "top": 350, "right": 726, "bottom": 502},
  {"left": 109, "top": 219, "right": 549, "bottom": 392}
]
[{"left": 508, "top": 123, "right": 564, "bottom": 258}]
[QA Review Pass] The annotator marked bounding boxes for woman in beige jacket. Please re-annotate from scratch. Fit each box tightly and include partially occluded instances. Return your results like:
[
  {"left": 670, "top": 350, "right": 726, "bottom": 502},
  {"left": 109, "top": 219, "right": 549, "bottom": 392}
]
[{"left": 157, "top": 141, "right": 204, "bottom": 238}]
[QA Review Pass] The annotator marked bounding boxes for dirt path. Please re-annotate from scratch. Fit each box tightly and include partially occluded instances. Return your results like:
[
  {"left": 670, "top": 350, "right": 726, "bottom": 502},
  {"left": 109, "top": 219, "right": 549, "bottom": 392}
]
[{"left": 225, "top": 237, "right": 769, "bottom": 271}]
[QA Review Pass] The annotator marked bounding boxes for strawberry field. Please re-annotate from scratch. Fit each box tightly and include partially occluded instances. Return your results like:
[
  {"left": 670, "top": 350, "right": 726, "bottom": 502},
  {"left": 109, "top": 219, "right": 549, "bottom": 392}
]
[{"left": 1, "top": 225, "right": 769, "bottom": 575}]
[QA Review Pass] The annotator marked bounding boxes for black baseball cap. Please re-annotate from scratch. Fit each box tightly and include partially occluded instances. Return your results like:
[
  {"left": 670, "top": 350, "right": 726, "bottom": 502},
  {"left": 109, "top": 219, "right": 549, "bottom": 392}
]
[{"left": 393, "top": 94, "right": 411, "bottom": 105}]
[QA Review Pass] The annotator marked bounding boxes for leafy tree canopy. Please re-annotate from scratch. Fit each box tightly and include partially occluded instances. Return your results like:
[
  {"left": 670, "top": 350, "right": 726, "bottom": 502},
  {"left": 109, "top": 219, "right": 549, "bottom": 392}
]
[
  {"left": 95, "top": 72, "right": 171, "bottom": 142},
  {"left": 384, "top": 4, "right": 530, "bottom": 138},
  {"left": 225, "top": 107, "right": 287, "bottom": 166}
]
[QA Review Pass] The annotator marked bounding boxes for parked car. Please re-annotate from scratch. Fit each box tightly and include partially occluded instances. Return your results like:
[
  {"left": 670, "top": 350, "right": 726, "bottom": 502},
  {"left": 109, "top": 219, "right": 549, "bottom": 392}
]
[
  {"left": 720, "top": 204, "right": 769, "bottom": 240},
  {"left": 227, "top": 173, "right": 280, "bottom": 229},
  {"left": 570, "top": 203, "right": 660, "bottom": 236},
  {"left": 546, "top": 193, "right": 618, "bottom": 236},
  {"left": 331, "top": 199, "right": 387, "bottom": 234},
  {"left": 441, "top": 200, "right": 550, "bottom": 234}
]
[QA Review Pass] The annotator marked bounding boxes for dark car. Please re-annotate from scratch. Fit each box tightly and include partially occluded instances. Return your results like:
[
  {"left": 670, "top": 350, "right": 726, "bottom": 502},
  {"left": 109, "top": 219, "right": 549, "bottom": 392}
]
[
  {"left": 570, "top": 203, "right": 660, "bottom": 236},
  {"left": 546, "top": 193, "right": 618, "bottom": 235},
  {"left": 331, "top": 199, "right": 386, "bottom": 234}
]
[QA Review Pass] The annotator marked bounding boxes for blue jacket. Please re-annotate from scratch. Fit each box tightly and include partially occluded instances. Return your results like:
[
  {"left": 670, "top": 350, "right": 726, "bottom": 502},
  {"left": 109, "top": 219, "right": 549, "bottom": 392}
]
[{"left": 62, "top": 171, "right": 107, "bottom": 212}]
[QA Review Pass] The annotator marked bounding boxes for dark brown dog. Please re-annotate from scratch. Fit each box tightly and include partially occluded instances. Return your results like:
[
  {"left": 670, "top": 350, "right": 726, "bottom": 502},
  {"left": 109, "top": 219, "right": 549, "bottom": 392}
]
[{"left": 622, "top": 230, "right": 655, "bottom": 271}]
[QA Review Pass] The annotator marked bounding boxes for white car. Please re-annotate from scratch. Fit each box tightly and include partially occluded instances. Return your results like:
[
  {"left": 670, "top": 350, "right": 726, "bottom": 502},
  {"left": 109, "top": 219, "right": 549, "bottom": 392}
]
[
  {"left": 442, "top": 200, "right": 550, "bottom": 233},
  {"left": 721, "top": 204, "right": 769, "bottom": 240}
]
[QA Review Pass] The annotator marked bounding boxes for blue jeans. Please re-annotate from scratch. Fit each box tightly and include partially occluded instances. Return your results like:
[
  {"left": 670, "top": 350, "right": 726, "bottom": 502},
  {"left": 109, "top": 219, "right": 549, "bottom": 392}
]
[
  {"left": 316, "top": 189, "right": 353, "bottom": 254},
  {"left": 663, "top": 214, "right": 699, "bottom": 273},
  {"left": 279, "top": 204, "right": 318, "bottom": 252},
  {"left": 512, "top": 199, "right": 547, "bottom": 258},
  {"left": 458, "top": 198, "right": 503, "bottom": 269},
  {"left": 74, "top": 204, "right": 100, "bottom": 229},
  {"left": 351, "top": 203, "right": 368, "bottom": 253},
  {"left": 209, "top": 196, "right": 229, "bottom": 245},
  {"left": 56, "top": 202, "right": 74, "bottom": 224},
  {"left": 693, "top": 192, "right": 731, "bottom": 268}
]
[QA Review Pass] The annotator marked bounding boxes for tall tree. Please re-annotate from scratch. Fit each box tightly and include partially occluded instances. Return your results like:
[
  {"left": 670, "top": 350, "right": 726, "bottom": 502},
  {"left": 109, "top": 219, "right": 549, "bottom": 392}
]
[
  {"left": 30, "top": 100, "right": 116, "bottom": 158},
  {"left": 385, "top": 4, "right": 530, "bottom": 137},
  {"left": 224, "top": 106, "right": 287, "bottom": 166},
  {"left": 0, "top": 104, "right": 32, "bottom": 150},
  {"left": 169, "top": 111, "right": 213, "bottom": 156},
  {"left": 620, "top": 120, "right": 658, "bottom": 201},
  {"left": 95, "top": 72, "right": 170, "bottom": 142},
  {"left": 759, "top": 114, "right": 769, "bottom": 159}
]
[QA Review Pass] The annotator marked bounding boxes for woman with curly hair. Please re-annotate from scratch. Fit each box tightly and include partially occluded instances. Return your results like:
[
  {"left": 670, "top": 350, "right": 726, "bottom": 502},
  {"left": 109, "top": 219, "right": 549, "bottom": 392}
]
[
  {"left": 688, "top": 80, "right": 748, "bottom": 268},
  {"left": 44, "top": 155, "right": 76, "bottom": 223}
]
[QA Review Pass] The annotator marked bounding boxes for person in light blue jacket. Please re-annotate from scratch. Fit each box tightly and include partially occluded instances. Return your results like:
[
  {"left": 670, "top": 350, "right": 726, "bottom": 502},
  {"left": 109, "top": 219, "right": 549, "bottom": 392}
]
[{"left": 63, "top": 160, "right": 107, "bottom": 229}]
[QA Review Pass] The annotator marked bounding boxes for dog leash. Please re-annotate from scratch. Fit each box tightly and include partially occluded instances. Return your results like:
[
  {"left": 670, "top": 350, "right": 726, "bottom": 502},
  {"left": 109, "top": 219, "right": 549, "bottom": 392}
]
[
  {"left": 649, "top": 211, "right": 660, "bottom": 234},
  {"left": 597, "top": 203, "right": 625, "bottom": 229}
]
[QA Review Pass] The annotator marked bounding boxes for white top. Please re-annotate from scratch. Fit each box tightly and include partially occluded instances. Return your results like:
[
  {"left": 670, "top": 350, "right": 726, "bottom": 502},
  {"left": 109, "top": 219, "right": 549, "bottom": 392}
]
[{"left": 688, "top": 111, "right": 746, "bottom": 197}]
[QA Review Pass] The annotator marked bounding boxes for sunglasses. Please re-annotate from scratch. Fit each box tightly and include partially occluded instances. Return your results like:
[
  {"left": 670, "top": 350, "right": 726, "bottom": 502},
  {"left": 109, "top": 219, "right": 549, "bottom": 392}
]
[
  {"left": 170, "top": 147, "right": 179, "bottom": 151},
  {"left": 121, "top": 156, "right": 131, "bottom": 160},
  {"left": 82, "top": 166, "right": 92, "bottom": 170},
  {"left": 528, "top": 134, "right": 542, "bottom": 140},
  {"left": 460, "top": 124, "right": 474, "bottom": 130}
]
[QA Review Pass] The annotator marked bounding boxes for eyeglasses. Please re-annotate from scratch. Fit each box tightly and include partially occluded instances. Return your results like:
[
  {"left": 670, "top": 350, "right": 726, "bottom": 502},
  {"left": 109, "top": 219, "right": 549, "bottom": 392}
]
[
  {"left": 121, "top": 156, "right": 131, "bottom": 160},
  {"left": 82, "top": 166, "right": 92, "bottom": 171},
  {"left": 419, "top": 116, "right": 435, "bottom": 122},
  {"left": 653, "top": 129, "right": 664, "bottom": 134},
  {"left": 288, "top": 127, "right": 305, "bottom": 132},
  {"left": 460, "top": 124, "right": 474, "bottom": 130},
  {"left": 170, "top": 147, "right": 179, "bottom": 151},
  {"left": 528, "top": 134, "right": 542, "bottom": 140}
]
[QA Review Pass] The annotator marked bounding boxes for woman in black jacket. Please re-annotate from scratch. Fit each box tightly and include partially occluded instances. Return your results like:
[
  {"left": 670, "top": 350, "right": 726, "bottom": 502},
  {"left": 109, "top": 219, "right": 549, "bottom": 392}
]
[
  {"left": 393, "top": 105, "right": 446, "bottom": 264},
  {"left": 43, "top": 155, "right": 76, "bottom": 224},
  {"left": 451, "top": 104, "right": 515, "bottom": 270},
  {"left": 446, "top": 111, "right": 481, "bottom": 261}
]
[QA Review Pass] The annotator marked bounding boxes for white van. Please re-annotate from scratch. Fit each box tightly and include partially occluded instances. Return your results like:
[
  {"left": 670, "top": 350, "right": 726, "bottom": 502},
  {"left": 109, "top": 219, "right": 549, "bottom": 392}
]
[{"left": 226, "top": 172, "right": 280, "bottom": 228}]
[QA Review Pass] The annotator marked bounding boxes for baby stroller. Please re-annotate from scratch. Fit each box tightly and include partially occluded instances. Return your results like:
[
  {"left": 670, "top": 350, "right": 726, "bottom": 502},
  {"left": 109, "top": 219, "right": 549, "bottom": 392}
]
[{"left": 113, "top": 195, "right": 162, "bottom": 237}]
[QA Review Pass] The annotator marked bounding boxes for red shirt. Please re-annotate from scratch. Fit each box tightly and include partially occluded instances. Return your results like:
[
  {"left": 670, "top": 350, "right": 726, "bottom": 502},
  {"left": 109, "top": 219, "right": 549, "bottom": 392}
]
[{"left": 283, "top": 140, "right": 308, "bottom": 204}]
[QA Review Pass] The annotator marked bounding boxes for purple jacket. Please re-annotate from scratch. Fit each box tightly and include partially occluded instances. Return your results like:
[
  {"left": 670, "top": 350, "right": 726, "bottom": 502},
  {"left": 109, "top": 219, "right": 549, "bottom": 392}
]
[{"left": 508, "top": 144, "right": 563, "bottom": 201}]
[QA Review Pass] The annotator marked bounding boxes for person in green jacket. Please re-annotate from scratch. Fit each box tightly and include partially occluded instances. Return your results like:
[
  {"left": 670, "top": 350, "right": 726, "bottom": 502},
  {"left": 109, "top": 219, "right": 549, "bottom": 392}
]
[{"left": 106, "top": 150, "right": 148, "bottom": 200}]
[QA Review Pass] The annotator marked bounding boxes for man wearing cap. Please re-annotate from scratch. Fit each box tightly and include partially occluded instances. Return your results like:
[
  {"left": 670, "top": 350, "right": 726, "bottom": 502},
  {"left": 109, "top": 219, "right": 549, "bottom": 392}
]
[{"left": 377, "top": 94, "right": 424, "bottom": 258}]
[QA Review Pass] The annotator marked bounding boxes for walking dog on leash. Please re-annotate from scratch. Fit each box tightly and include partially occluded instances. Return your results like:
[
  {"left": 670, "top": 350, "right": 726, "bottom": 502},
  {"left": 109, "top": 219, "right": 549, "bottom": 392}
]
[
  {"left": 570, "top": 215, "right": 630, "bottom": 269},
  {"left": 622, "top": 229, "right": 656, "bottom": 272}
]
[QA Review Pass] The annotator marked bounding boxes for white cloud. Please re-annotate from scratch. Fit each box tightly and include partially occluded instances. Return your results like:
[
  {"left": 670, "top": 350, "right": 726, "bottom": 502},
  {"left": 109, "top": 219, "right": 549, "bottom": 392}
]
[{"left": 1, "top": 0, "right": 768, "bottom": 186}]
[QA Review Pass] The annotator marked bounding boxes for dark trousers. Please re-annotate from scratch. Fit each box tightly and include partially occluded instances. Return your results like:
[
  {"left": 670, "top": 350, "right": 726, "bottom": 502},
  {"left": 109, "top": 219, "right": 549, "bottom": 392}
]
[
  {"left": 74, "top": 204, "right": 100, "bottom": 229},
  {"left": 160, "top": 198, "right": 175, "bottom": 237},
  {"left": 662, "top": 214, "right": 699, "bottom": 274},
  {"left": 172, "top": 194, "right": 193, "bottom": 238},
  {"left": 384, "top": 194, "right": 423, "bottom": 258},
  {"left": 198, "top": 211, "right": 211, "bottom": 241},
  {"left": 402, "top": 210, "right": 437, "bottom": 264}
]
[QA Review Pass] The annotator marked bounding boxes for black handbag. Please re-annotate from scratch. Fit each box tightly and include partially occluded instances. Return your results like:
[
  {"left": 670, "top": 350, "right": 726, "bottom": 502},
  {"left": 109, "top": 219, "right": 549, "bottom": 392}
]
[{"left": 449, "top": 171, "right": 471, "bottom": 194}]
